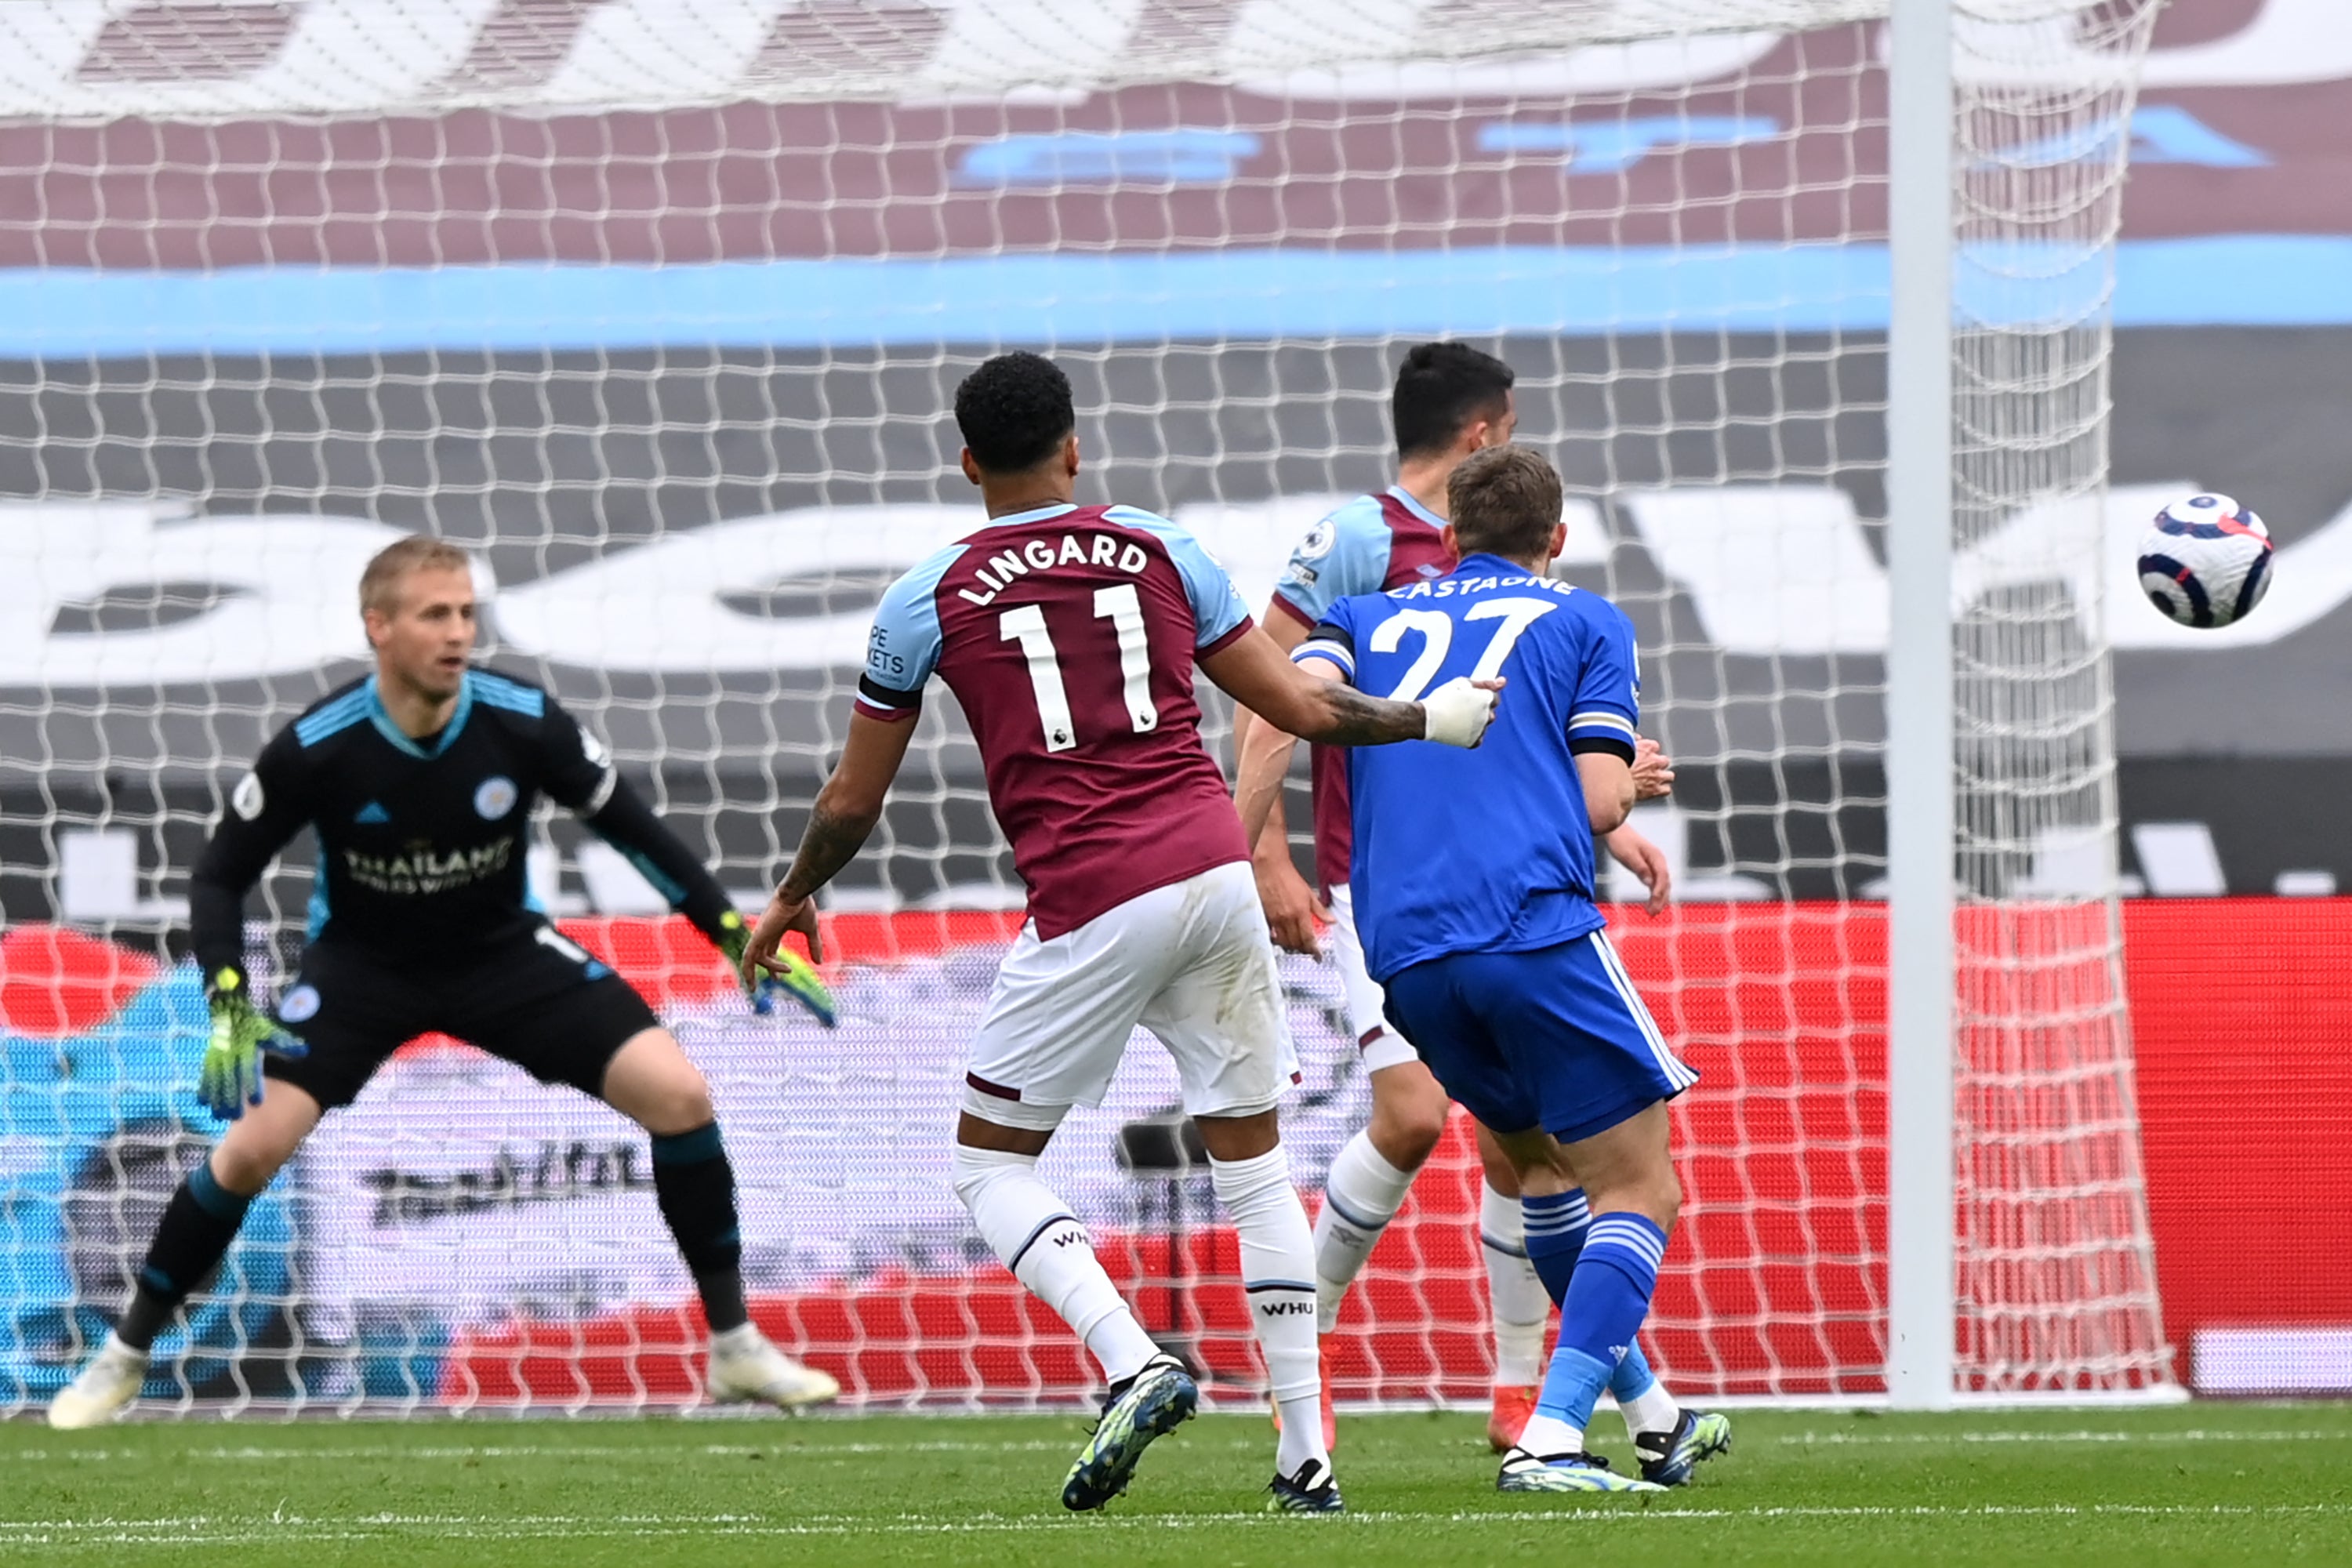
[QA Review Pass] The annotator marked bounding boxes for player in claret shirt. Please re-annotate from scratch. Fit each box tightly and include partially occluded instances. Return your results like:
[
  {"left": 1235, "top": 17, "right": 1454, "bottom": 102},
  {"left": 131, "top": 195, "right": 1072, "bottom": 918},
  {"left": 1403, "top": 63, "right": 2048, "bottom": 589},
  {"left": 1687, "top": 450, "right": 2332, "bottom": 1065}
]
[
  {"left": 48, "top": 535, "right": 840, "bottom": 1428},
  {"left": 739, "top": 352, "right": 1497, "bottom": 1515}
]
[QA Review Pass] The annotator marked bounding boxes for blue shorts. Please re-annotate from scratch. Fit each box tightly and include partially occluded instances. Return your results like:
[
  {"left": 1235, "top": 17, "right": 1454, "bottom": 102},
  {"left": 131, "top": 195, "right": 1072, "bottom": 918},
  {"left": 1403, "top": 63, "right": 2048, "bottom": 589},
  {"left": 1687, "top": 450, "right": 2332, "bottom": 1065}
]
[{"left": 1381, "top": 931, "right": 1697, "bottom": 1145}]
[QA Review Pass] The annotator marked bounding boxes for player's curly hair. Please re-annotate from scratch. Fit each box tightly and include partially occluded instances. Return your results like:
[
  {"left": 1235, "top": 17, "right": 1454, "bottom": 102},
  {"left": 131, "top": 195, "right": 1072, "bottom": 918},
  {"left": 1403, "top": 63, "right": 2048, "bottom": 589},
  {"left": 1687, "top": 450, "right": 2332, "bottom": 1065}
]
[
  {"left": 955, "top": 351, "right": 1076, "bottom": 474},
  {"left": 1392, "top": 341, "right": 1514, "bottom": 460},
  {"left": 1447, "top": 445, "right": 1563, "bottom": 563}
]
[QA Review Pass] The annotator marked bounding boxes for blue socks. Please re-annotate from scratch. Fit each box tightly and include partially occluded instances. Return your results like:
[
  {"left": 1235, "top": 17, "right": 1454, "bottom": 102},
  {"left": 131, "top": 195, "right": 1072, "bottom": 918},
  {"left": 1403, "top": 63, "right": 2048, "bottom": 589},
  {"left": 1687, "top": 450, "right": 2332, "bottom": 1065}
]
[
  {"left": 1519, "top": 1208, "right": 1668, "bottom": 1451},
  {"left": 1559, "top": 1213, "right": 1667, "bottom": 1365},
  {"left": 1520, "top": 1188, "right": 1588, "bottom": 1301},
  {"left": 1520, "top": 1188, "right": 1667, "bottom": 1410}
]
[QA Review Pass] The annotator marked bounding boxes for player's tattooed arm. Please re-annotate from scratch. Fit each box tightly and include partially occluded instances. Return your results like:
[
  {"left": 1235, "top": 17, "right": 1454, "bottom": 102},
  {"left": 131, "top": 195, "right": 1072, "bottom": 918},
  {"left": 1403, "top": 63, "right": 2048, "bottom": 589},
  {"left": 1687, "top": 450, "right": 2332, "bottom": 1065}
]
[
  {"left": 1294, "top": 675, "right": 1434, "bottom": 746},
  {"left": 1201, "top": 624, "right": 1499, "bottom": 753},
  {"left": 779, "top": 798, "right": 880, "bottom": 904},
  {"left": 742, "top": 712, "right": 917, "bottom": 988}
]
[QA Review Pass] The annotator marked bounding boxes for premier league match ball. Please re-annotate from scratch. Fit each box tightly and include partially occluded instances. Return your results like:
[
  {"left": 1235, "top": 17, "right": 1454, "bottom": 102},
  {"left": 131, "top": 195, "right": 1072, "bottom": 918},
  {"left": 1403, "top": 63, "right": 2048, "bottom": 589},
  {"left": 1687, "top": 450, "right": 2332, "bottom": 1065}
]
[{"left": 2136, "top": 492, "right": 2275, "bottom": 630}]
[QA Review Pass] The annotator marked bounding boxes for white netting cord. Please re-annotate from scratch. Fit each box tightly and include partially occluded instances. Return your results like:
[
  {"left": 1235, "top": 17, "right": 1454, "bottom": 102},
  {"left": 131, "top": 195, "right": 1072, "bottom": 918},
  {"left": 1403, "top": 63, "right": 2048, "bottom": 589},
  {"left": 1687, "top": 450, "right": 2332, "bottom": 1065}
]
[
  {"left": 1948, "top": 0, "right": 2172, "bottom": 1393},
  {"left": 0, "top": 0, "right": 2175, "bottom": 1410},
  {"left": 0, "top": 2, "right": 1900, "bottom": 120}
]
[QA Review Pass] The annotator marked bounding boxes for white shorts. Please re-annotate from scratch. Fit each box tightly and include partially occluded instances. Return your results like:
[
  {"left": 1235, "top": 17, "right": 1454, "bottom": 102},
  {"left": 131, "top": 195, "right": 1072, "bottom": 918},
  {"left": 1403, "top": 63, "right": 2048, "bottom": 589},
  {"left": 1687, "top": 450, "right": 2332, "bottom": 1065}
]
[
  {"left": 1327, "top": 885, "right": 1421, "bottom": 1076},
  {"left": 965, "top": 862, "right": 1299, "bottom": 1120}
]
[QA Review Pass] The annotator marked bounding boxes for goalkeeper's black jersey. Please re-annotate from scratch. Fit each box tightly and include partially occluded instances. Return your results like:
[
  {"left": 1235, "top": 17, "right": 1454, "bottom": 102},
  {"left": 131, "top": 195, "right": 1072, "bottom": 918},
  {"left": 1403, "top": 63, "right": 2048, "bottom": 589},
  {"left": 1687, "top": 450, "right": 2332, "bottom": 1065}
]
[{"left": 189, "top": 668, "right": 732, "bottom": 976}]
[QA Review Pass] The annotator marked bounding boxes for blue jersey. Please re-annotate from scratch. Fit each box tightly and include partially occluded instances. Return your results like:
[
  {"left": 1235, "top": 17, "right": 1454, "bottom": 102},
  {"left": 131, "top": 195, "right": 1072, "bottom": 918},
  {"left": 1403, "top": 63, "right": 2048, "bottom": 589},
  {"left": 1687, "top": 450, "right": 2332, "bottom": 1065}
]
[{"left": 1297, "top": 552, "right": 1642, "bottom": 982}]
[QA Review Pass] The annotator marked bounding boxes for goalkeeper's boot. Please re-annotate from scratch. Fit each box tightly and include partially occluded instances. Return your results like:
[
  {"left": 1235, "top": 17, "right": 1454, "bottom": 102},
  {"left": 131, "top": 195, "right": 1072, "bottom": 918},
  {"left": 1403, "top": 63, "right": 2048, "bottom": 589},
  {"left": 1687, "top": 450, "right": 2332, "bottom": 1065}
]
[
  {"left": 1635, "top": 1409, "right": 1733, "bottom": 1487},
  {"left": 1270, "top": 1341, "right": 1338, "bottom": 1453},
  {"left": 1487, "top": 1383, "right": 1539, "bottom": 1454},
  {"left": 1062, "top": 1354, "right": 1197, "bottom": 1512},
  {"left": 705, "top": 1323, "right": 840, "bottom": 1410},
  {"left": 1497, "top": 1446, "right": 1665, "bottom": 1495},
  {"left": 1267, "top": 1457, "right": 1345, "bottom": 1515},
  {"left": 48, "top": 1335, "right": 148, "bottom": 1429}
]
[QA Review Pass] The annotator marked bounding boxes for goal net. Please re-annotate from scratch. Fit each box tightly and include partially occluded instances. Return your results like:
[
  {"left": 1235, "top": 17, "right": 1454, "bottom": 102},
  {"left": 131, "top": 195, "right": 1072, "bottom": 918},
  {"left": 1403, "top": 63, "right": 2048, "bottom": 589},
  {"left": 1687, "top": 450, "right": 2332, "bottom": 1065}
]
[{"left": 0, "top": 0, "right": 2173, "bottom": 1413}]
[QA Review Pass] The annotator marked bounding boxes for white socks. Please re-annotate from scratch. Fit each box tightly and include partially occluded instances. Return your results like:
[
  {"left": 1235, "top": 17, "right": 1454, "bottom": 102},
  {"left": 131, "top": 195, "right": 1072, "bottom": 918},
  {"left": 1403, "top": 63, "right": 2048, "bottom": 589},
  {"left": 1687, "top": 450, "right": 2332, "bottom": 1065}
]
[
  {"left": 1479, "top": 1181, "right": 1552, "bottom": 1388},
  {"left": 1211, "top": 1147, "right": 1327, "bottom": 1479},
  {"left": 951, "top": 1144, "right": 1160, "bottom": 1385},
  {"left": 1616, "top": 1358, "right": 1683, "bottom": 1439},
  {"left": 1310, "top": 1132, "right": 1417, "bottom": 1334},
  {"left": 1517, "top": 1410, "right": 1584, "bottom": 1457}
]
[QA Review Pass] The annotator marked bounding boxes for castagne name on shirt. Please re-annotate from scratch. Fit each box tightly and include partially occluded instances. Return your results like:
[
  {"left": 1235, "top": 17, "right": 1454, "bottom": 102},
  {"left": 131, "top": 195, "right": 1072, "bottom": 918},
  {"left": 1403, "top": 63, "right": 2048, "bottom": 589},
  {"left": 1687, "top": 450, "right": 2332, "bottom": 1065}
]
[
  {"left": 342, "top": 838, "right": 514, "bottom": 896},
  {"left": 1385, "top": 571, "right": 1581, "bottom": 601},
  {"left": 954, "top": 530, "right": 1154, "bottom": 608}
]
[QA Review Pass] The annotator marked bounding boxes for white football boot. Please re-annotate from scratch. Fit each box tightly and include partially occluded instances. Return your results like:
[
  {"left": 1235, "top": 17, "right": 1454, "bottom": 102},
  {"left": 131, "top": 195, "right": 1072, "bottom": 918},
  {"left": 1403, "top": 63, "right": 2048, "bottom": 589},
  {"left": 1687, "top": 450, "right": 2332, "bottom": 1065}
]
[
  {"left": 48, "top": 1335, "right": 149, "bottom": 1429},
  {"left": 705, "top": 1323, "right": 840, "bottom": 1410}
]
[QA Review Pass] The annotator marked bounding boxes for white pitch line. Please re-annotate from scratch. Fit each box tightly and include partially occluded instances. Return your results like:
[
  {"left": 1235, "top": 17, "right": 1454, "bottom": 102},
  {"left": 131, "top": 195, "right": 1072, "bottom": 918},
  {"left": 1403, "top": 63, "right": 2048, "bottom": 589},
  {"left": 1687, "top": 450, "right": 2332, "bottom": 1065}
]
[
  {"left": 1775, "top": 1428, "right": 2352, "bottom": 1446},
  {"left": 5, "top": 1501, "right": 2352, "bottom": 1545}
]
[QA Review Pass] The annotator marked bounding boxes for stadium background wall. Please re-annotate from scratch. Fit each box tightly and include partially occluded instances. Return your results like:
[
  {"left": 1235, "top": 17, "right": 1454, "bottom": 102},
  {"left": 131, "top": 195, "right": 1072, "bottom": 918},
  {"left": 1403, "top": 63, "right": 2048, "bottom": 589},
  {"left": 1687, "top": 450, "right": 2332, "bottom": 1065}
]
[
  {"left": 0, "top": 897, "right": 2342, "bottom": 1410},
  {"left": 5, "top": 327, "right": 2352, "bottom": 930}
]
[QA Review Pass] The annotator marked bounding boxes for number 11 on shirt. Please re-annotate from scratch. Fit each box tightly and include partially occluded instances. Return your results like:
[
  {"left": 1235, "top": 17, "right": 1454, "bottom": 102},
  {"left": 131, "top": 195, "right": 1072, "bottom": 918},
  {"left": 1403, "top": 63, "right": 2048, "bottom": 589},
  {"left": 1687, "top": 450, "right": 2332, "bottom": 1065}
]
[{"left": 1000, "top": 583, "right": 1160, "bottom": 752}]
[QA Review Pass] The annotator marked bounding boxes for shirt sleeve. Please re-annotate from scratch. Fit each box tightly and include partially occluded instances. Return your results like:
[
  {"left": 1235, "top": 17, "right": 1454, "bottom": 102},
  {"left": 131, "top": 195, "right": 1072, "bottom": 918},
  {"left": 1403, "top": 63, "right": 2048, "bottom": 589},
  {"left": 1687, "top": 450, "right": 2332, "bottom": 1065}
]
[
  {"left": 188, "top": 725, "right": 314, "bottom": 982},
  {"left": 855, "top": 557, "right": 949, "bottom": 723},
  {"left": 1105, "top": 506, "right": 1253, "bottom": 654},
  {"left": 1271, "top": 497, "right": 1393, "bottom": 628},
  {"left": 537, "top": 696, "right": 619, "bottom": 816},
  {"left": 1291, "top": 601, "right": 1360, "bottom": 684},
  {"left": 1566, "top": 601, "right": 1641, "bottom": 763},
  {"left": 581, "top": 777, "right": 738, "bottom": 945},
  {"left": 539, "top": 695, "right": 736, "bottom": 942}
]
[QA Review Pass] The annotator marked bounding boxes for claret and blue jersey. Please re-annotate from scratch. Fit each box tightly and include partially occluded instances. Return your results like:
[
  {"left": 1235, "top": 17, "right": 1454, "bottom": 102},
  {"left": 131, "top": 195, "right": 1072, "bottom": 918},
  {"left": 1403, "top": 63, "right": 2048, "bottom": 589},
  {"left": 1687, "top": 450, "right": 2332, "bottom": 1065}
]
[
  {"left": 1294, "top": 553, "right": 1642, "bottom": 985},
  {"left": 1269, "top": 486, "right": 1454, "bottom": 895},
  {"left": 856, "top": 501, "right": 1258, "bottom": 941}
]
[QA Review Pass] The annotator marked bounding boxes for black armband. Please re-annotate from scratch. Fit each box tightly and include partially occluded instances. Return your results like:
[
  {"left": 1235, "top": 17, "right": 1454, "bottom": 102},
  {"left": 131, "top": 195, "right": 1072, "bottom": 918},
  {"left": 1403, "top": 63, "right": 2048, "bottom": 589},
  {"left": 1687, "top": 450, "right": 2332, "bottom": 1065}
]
[{"left": 1568, "top": 735, "right": 1639, "bottom": 765}]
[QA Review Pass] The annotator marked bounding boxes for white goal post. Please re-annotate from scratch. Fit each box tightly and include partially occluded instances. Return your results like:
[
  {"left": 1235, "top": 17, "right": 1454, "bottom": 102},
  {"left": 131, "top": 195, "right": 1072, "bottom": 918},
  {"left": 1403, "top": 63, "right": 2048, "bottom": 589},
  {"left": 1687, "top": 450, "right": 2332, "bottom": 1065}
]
[{"left": 0, "top": 0, "right": 2176, "bottom": 1414}]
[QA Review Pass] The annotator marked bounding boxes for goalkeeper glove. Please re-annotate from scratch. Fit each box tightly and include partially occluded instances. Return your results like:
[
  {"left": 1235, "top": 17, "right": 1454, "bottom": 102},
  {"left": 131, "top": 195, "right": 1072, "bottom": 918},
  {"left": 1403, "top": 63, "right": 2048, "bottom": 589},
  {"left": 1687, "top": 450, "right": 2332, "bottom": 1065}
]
[
  {"left": 198, "top": 967, "right": 310, "bottom": 1122},
  {"left": 713, "top": 910, "right": 837, "bottom": 1028}
]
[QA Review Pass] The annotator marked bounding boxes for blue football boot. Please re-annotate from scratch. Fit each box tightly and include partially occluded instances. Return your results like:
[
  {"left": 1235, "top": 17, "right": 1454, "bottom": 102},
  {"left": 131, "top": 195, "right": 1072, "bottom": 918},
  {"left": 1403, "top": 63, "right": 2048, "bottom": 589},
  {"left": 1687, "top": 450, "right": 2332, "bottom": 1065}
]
[{"left": 1635, "top": 1409, "right": 1733, "bottom": 1487}]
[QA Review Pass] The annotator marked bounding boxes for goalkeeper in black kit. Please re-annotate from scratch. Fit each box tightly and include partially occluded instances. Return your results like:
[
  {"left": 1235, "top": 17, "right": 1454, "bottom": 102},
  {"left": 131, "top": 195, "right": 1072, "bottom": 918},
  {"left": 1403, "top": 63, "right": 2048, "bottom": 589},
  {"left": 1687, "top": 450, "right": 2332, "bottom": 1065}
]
[{"left": 49, "top": 535, "right": 840, "bottom": 1427}]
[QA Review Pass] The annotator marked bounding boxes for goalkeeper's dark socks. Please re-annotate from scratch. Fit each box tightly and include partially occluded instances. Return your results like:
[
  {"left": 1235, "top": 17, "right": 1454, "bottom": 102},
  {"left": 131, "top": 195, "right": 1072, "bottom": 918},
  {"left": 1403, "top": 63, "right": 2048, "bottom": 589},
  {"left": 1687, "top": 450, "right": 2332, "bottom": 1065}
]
[
  {"left": 118, "top": 1160, "right": 253, "bottom": 1352},
  {"left": 651, "top": 1123, "right": 750, "bottom": 1334}
]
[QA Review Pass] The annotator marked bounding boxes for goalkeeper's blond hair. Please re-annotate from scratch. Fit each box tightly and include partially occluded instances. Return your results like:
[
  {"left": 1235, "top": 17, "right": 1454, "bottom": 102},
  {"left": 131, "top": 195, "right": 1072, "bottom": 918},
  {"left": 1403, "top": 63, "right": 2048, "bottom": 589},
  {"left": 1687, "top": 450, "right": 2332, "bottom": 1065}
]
[{"left": 359, "top": 534, "right": 473, "bottom": 615}]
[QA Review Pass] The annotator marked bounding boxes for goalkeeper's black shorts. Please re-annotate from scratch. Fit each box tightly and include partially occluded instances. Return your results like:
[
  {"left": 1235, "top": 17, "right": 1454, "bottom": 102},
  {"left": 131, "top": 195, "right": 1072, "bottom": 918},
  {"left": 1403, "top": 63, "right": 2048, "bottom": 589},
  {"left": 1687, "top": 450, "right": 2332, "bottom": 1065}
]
[{"left": 261, "top": 924, "right": 662, "bottom": 1110}]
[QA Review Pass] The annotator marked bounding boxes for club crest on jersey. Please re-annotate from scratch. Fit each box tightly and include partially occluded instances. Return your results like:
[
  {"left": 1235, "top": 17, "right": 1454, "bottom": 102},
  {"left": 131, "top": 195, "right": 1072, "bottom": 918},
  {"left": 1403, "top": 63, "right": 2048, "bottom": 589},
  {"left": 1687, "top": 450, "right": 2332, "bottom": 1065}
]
[
  {"left": 230, "top": 771, "right": 265, "bottom": 821},
  {"left": 278, "top": 984, "right": 321, "bottom": 1023},
  {"left": 474, "top": 775, "right": 519, "bottom": 820}
]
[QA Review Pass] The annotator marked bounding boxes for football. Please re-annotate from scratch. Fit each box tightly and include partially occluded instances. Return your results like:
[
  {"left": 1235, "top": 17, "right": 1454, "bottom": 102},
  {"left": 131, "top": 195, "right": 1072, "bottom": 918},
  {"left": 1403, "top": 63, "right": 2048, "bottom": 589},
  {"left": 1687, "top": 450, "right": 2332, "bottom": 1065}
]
[{"left": 2136, "top": 492, "right": 2275, "bottom": 629}]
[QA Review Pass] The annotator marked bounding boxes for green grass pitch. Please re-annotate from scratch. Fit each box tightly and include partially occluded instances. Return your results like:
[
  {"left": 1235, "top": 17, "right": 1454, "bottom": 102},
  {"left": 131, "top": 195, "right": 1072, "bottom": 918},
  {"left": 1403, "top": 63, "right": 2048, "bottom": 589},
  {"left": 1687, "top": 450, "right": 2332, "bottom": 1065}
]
[{"left": 3, "top": 1403, "right": 2349, "bottom": 1566}]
